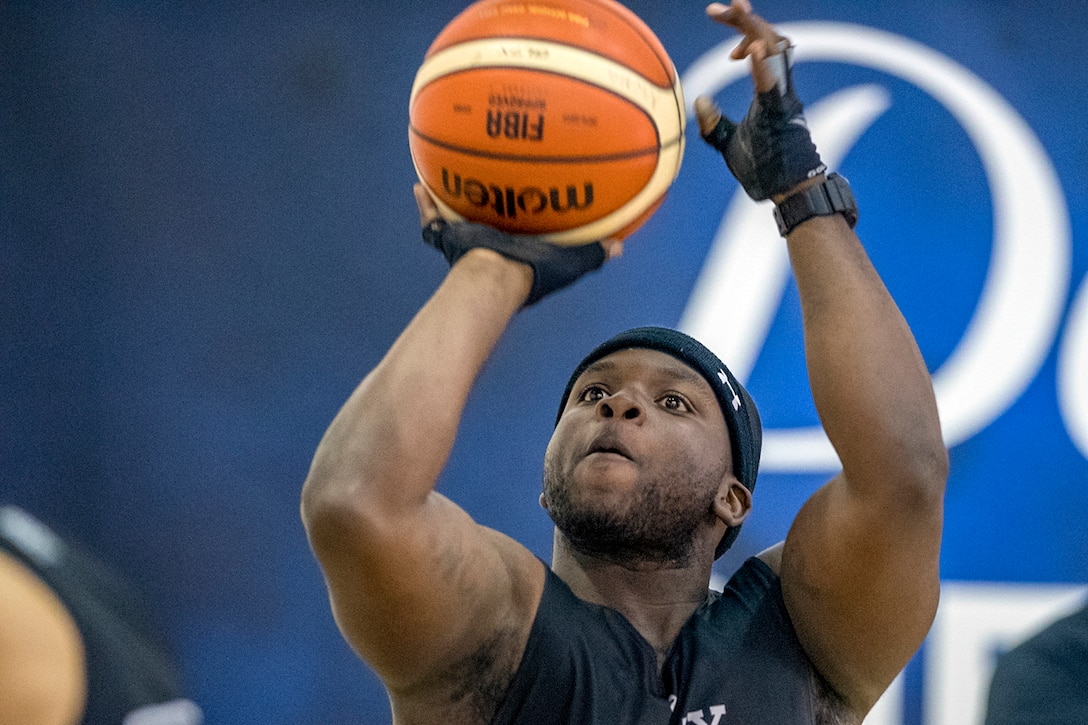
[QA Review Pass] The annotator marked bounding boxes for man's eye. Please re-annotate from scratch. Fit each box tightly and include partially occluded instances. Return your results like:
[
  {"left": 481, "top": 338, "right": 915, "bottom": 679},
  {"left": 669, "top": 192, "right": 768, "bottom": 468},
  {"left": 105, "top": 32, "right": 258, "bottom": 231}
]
[
  {"left": 661, "top": 395, "right": 689, "bottom": 412},
  {"left": 580, "top": 386, "right": 606, "bottom": 402}
]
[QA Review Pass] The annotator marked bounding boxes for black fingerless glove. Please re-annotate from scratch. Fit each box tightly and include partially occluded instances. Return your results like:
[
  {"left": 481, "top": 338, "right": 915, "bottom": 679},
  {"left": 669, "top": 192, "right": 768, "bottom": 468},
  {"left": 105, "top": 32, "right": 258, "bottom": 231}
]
[
  {"left": 422, "top": 219, "right": 606, "bottom": 307},
  {"left": 702, "top": 46, "right": 826, "bottom": 201}
]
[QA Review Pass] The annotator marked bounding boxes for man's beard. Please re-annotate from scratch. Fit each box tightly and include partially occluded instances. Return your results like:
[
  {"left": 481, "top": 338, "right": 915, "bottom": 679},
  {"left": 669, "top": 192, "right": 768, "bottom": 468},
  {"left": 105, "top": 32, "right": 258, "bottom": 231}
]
[{"left": 541, "top": 455, "right": 721, "bottom": 566}]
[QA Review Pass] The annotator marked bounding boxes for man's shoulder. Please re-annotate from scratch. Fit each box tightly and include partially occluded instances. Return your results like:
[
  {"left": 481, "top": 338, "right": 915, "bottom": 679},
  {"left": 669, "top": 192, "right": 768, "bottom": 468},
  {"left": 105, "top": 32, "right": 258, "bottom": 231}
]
[{"left": 387, "top": 533, "right": 546, "bottom": 724}]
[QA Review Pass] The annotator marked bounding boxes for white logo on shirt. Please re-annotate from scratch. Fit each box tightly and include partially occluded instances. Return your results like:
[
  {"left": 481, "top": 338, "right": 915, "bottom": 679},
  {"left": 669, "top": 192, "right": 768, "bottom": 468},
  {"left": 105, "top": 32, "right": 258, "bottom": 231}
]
[{"left": 682, "top": 704, "right": 728, "bottom": 725}]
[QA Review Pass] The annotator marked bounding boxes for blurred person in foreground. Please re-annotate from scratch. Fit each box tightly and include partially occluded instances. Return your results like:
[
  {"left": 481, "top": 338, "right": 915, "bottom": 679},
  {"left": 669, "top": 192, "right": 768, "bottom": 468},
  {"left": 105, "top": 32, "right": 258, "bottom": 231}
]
[
  {"left": 985, "top": 602, "right": 1088, "bottom": 725},
  {"left": 0, "top": 505, "right": 202, "bottom": 725}
]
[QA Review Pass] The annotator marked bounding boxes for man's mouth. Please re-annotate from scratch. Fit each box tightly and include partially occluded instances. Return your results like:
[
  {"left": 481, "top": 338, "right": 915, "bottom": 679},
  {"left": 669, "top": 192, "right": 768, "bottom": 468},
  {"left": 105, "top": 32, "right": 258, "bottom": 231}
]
[{"left": 587, "top": 436, "right": 632, "bottom": 460}]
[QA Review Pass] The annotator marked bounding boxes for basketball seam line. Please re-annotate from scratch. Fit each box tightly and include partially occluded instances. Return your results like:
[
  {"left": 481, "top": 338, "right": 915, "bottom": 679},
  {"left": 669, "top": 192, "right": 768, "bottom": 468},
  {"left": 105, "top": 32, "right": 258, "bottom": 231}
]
[
  {"left": 412, "top": 42, "right": 681, "bottom": 136},
  {"left": 408, "top": 126, "right": 680, "bottom": 163},
  {"left": 424, "top": 15, "right": 676, "bottom": 88}
]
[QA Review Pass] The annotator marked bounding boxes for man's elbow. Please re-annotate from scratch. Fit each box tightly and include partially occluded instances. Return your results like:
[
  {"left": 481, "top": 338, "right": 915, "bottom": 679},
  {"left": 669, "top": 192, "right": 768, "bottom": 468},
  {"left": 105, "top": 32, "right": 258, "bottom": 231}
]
[
  {"left": 299, "top": 449, "right": 424, "bottom": 561},
  {"left": 901, "top": 427, "right": 949, "bottom": 504},
  {"left": 301, "top": 466, "right": 354, "bottom": 553},
  {"left": 299, "top": 446, "right": 384, "bottom": 559}
]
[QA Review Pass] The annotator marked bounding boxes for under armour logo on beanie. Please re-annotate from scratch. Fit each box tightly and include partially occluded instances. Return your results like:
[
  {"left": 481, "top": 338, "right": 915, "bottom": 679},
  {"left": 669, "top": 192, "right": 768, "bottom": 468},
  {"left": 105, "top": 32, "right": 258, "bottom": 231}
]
[{"left": 718, "top": 369, "right": 742, "bottom": 411}]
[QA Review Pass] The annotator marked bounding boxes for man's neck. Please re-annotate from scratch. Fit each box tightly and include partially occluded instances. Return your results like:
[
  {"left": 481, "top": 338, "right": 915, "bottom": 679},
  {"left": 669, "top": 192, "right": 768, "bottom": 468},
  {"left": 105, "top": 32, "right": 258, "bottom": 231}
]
[{"left": 551, "top": 535, "right": 714, "bottom": 665}]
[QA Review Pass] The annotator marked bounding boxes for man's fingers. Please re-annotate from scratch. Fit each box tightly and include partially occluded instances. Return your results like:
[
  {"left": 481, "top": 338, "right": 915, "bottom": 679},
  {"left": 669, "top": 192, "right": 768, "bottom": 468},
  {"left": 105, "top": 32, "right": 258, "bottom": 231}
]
[
  {"left": 706, "top": 1, "right": 734, "bottom": 21},
  {"left": 694, "top": 96, "right": 724, "bottom": 136},
  {"left": 709, "top": 1, "right": 784, "bottom": 65},
  {"left": 748, "top": 39, "right": 777, "bottom": 93},
  {"left": 600, "top": 239, "right": 624, "bottom": 260},
  {"left": 707, "top": 0, "right": 789, "bottom": 94},
  {"left": 707, "top": 0, "right": 755, "bottom": 34},
  {"left": 413, "top": 183, "right": 441, "bottom": 227},
  {"left": 730, "top": 36, "right": 752, "bottom": 61}
]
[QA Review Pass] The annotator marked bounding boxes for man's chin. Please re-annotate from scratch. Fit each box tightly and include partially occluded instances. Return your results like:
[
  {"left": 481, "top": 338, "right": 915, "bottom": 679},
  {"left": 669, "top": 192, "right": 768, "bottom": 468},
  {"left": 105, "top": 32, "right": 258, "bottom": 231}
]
[{"left": 570, "top": 456, "right": 640, "bottom": 493}]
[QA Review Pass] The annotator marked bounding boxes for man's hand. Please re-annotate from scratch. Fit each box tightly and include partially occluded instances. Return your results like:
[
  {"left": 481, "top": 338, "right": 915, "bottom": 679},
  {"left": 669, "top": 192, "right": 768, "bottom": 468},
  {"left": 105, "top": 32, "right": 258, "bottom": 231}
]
[
  {"left": 414, "top": 184, "right": 613, "bottom": 307},
  {"left": 693, "top": 0, "right": 826, "bottom": 201}
]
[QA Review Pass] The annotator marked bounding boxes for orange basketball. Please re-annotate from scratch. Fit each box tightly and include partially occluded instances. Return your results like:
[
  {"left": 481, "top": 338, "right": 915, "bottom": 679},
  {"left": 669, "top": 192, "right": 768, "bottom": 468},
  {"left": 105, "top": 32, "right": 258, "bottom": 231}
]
[{"left": 408, "top": 0, "right": 685, "bottom": 245}]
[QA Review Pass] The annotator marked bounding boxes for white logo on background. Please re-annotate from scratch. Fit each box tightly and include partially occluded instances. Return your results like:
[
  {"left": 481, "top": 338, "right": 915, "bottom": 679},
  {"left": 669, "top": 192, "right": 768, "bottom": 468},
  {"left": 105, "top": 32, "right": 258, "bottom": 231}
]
[{"left": 679, "top": 23, "right": 1074, "bottom": 471}]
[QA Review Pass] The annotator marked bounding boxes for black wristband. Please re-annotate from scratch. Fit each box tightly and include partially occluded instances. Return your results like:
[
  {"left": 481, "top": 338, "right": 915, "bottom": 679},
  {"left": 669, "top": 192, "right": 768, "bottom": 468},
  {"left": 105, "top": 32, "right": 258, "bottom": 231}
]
[{"left": 773, "top": 173, "right": 858, "bottom": 237}]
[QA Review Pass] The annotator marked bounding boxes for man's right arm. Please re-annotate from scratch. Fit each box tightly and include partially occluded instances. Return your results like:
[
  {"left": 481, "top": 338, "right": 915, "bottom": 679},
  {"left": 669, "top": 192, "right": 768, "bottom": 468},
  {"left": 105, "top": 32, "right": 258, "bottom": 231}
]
[{"left": 300, "top": 221, "right": 544, "bottom": 698}]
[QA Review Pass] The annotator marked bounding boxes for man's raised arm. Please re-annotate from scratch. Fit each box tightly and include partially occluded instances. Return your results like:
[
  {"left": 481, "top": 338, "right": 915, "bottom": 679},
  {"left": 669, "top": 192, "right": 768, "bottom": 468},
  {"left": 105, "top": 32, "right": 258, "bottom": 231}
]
[
  {"left": 696, "top": 0, "right": 948, "bottom": 715},
  {"left": 300, "top": 186, "right": 607, "bottom": 703},
  {"left": 780, "top": 208, "right": 947, "bottom": 714}
]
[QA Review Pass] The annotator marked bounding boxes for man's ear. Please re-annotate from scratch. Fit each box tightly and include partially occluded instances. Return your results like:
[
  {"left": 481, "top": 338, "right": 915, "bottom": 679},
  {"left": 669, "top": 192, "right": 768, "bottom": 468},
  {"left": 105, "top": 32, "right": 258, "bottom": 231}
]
[
  {"left": 713, "top": 480, "right": 752, "bottom": 528},
  {"left": 539, "top": 492, "right": 549, "bottom": 511}
]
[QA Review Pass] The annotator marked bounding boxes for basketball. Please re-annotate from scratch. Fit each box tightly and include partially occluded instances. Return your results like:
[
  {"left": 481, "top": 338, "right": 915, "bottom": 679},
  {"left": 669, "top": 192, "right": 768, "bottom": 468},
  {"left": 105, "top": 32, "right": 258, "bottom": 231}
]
[{"left": 408, "top": 0, "right": 685, "bottom": 245}]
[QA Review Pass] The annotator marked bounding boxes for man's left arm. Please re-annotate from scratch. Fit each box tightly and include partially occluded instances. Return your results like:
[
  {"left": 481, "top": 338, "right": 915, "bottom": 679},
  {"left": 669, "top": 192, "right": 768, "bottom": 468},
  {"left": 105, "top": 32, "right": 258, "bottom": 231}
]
[
  {"left": 780, "top": 204, "right": 947, "bottom": 714},
  {"left": 695, "top": 1, "right": 948, "bottom": 714}
]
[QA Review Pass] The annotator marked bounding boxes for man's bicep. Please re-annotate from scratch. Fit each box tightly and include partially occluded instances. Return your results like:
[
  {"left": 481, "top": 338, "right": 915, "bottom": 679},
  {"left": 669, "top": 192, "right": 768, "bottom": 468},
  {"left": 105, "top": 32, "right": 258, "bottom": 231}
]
[
  {"left": 313, "top": 491, "right": 543, "bottom": 692},
  {"left": 779, "top": 473, "right": 943, "bottom": 713}
]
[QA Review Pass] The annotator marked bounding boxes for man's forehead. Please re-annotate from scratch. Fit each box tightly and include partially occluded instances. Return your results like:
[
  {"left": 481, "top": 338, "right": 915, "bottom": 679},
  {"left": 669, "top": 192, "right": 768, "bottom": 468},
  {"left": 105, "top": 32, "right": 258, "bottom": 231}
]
[{"left": 579, "top": 348, "right": 713, "bottom": 391}]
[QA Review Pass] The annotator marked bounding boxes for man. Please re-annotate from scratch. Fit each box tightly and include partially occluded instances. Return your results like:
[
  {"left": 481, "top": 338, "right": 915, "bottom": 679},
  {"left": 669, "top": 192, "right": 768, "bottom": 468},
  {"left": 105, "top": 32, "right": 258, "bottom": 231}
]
[{"left": 301, "top": 1, "right": 948, "bottom": 723}]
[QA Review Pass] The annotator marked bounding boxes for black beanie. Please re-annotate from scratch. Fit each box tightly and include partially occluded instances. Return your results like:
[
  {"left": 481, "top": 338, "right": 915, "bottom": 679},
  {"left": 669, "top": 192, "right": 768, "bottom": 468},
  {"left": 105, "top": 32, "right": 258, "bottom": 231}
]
[{"left": 555, "top": 326, "right": 762, "bottom": 558}]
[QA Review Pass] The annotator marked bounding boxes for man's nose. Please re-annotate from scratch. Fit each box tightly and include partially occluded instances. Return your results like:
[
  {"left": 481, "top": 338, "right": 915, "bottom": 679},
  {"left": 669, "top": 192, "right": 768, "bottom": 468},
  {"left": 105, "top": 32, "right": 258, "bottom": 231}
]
[{"left": 597, "top": 392, "right": 642, "bottom": 421}]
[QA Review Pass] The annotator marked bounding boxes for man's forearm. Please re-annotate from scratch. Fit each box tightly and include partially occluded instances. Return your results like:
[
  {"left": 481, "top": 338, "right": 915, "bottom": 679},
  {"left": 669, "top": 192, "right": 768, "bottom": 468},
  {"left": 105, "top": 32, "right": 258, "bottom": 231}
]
[{"left": 786, "top": 214, "right": 946, "bottom": 488}]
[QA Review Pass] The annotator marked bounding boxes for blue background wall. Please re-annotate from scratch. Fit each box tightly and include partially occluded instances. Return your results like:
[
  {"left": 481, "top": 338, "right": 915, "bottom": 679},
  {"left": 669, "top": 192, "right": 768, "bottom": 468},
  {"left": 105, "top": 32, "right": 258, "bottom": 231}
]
[{"left": 3, "top": 2, "right": 1086, "bottom": 723}]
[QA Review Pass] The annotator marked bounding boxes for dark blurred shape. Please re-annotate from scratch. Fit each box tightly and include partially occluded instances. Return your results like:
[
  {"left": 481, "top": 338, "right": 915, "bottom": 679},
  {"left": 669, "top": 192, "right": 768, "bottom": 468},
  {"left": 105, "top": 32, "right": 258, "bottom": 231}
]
[
  {"left": 0, "top": 505, "right": 203, "bottom": 725},
  {"left": 985, "top": 602, "right": 1088, "bottom": 725}
]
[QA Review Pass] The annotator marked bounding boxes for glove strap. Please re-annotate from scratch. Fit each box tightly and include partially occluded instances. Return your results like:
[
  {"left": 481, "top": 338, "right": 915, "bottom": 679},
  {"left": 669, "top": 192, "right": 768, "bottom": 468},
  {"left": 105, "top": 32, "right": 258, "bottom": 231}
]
[{"left": 765, "top": 40, "right": 793, "bottom": 97}]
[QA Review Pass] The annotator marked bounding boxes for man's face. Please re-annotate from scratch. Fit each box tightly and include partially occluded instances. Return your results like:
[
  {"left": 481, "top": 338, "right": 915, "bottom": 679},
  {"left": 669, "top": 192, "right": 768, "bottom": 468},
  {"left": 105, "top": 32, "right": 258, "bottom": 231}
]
[{"left": 543, "top": 348, "right": 733, "bottom": 564}]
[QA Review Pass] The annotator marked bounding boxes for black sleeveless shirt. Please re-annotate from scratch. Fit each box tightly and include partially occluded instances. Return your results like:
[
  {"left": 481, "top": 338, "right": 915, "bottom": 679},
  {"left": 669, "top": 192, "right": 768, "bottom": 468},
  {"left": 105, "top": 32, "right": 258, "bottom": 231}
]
[{"left": 491, "top": 557, "right": 834, "bottom": 725}]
